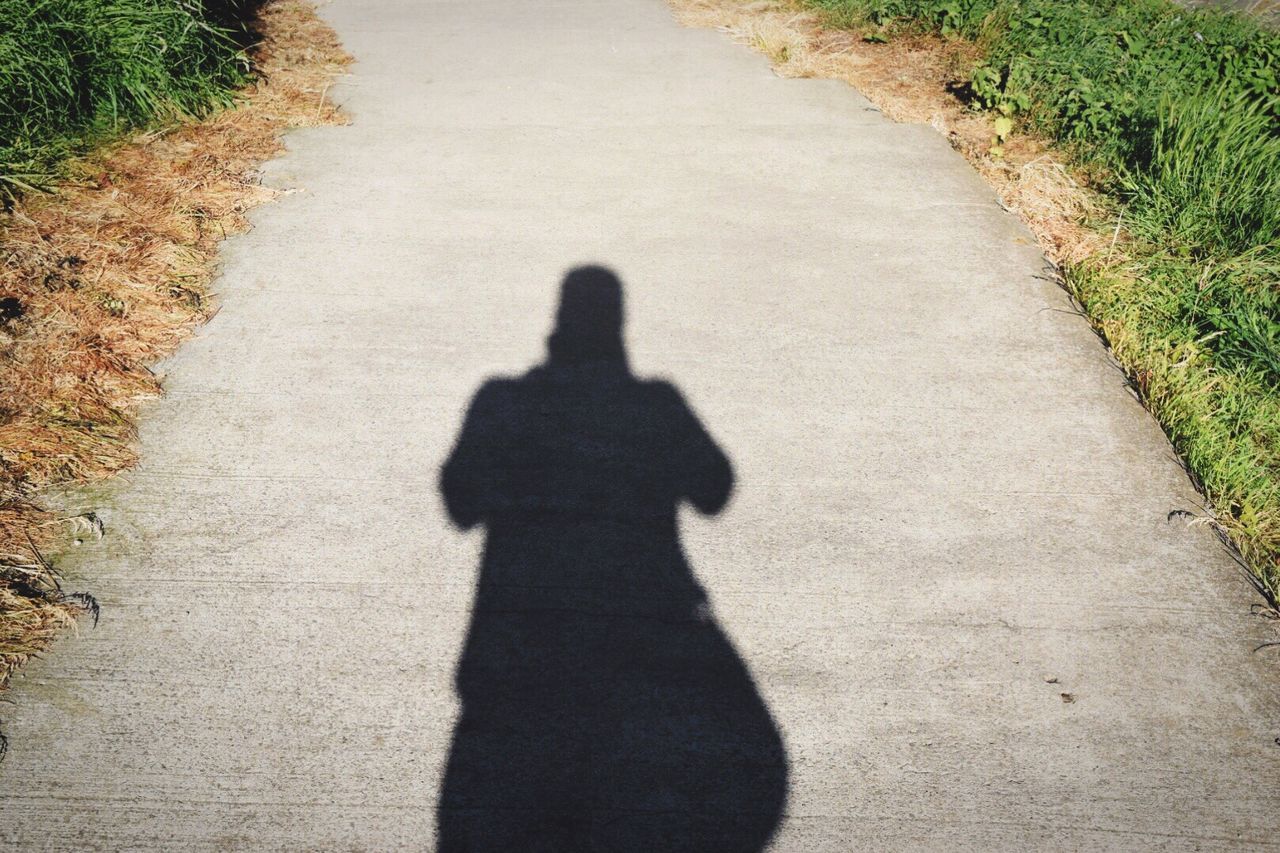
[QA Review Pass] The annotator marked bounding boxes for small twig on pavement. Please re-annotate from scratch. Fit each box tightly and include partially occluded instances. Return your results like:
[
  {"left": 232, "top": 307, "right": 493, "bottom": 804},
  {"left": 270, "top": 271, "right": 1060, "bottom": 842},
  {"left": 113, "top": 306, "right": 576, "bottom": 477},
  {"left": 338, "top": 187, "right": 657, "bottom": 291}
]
[{"left": 315, "top": 82, "right": 332, "bottom": 120}]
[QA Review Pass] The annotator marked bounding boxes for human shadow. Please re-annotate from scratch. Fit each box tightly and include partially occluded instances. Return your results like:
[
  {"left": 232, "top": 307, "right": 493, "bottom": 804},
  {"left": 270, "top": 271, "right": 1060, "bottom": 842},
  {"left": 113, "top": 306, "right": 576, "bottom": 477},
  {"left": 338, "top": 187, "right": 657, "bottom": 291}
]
[{"left": 436, "top": 266, "right": 788, "bottom": 852}]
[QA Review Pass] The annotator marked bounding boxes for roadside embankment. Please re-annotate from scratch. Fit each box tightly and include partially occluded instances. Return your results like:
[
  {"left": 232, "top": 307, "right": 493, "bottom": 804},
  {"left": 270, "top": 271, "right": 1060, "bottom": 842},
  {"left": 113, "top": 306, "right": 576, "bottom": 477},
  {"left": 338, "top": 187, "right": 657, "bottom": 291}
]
[
  {"left": 0, "top": 0, "right": 349, "bottom": 693},
  {"left": 675, "top": 0, "right": 1280, "bottom": 605}
]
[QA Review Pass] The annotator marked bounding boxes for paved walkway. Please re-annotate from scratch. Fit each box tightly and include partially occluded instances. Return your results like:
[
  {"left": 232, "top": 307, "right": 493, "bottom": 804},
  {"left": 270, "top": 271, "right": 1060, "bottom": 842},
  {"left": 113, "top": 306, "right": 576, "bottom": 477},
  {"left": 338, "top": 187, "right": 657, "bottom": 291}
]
[{"left": 2, "top": 0, "right": 1278, "bottom": 849}]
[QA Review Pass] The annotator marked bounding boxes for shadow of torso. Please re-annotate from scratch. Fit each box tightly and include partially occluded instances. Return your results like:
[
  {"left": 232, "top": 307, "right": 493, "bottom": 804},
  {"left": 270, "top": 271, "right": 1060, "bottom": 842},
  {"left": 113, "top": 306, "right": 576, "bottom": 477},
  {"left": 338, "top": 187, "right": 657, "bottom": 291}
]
[{"left": 437, "top": 360, "right": 787, "bottom": 852}]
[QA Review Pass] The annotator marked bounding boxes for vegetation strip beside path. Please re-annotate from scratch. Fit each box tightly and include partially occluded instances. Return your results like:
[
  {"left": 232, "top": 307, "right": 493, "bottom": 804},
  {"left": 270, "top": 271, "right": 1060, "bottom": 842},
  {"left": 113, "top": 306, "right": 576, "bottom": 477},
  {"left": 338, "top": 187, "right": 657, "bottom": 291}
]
[
  {"left": 0, "top": 0, "right": 349, "bottom": 693},
  {"left": 672, "top": 0, "right": 1280, "bottom": 606}
]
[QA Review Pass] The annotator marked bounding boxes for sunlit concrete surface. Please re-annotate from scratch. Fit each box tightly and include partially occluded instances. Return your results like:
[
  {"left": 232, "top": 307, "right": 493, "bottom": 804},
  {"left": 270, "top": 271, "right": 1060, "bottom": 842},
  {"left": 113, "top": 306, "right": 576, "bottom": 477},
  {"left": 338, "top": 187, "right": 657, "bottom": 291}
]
[{"left": 1, "top": 0, "right": 1278, "bottom": 849}]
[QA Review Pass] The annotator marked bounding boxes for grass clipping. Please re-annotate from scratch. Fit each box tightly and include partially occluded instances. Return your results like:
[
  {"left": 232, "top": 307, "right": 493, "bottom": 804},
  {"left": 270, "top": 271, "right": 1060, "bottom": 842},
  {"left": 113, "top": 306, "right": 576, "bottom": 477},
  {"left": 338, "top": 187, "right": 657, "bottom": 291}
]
[{"left": 0, "top": 0, "right": 350, "bottom": 688}]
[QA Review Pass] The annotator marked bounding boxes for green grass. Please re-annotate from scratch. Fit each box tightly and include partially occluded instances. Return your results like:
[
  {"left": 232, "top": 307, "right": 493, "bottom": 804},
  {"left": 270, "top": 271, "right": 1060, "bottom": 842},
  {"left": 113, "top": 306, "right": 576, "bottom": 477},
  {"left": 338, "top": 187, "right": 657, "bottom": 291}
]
[
  {"left": 0, "top": 0, "right": 257, "bottom": 201},
  {"left": 806, "top": 0, "right": 1280, "bottom": 600}
]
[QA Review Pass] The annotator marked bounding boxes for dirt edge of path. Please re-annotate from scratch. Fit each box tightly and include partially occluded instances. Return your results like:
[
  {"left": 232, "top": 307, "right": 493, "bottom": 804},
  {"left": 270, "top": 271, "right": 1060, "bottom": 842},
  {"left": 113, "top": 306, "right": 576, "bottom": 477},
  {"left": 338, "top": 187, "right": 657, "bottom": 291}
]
[{"left": 0, "top": 0, "right": 351, "bottom": 696}]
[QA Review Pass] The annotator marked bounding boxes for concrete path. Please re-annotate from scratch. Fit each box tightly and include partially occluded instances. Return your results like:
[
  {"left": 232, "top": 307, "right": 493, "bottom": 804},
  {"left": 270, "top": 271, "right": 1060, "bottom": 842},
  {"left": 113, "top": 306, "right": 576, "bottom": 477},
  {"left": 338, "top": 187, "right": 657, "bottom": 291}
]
[{"left": 2, "top": 0, "right": 1278, "bottom": 849}]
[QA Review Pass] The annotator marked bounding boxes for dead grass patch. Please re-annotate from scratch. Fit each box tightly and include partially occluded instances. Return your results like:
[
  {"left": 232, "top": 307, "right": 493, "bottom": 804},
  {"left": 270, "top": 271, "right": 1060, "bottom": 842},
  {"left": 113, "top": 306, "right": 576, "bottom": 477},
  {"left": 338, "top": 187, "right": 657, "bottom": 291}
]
[{"left": 0, "top": 0, "right": 350, "bottom": 688}]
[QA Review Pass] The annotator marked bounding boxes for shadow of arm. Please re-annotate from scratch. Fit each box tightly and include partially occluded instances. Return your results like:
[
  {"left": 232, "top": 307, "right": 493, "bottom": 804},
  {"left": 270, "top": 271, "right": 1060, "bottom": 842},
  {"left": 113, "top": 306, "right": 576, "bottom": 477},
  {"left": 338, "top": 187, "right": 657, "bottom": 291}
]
[
  {"left": 661, "top": 383, "right": 734, "bottom": 515},
  {"left": 440, "top": 383, "right": 504, "bottom": 530}
]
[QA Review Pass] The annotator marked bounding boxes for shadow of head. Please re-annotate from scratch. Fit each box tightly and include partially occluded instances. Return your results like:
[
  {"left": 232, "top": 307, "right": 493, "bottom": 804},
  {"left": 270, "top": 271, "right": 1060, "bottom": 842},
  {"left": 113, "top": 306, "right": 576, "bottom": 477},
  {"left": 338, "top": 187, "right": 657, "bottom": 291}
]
[{"left": 547, "top": 264, "right": 627, "bottom": 368}]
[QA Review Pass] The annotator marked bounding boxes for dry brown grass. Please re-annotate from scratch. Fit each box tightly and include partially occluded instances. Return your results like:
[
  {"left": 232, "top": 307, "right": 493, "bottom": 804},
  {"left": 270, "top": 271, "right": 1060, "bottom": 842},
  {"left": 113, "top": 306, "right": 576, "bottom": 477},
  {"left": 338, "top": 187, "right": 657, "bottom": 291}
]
[
  {"left": 0, "top": 0, "right": 350, "bottom": 688},
  {"left": 667, "top": 0, "right": 1109, "bottom": 267}
]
